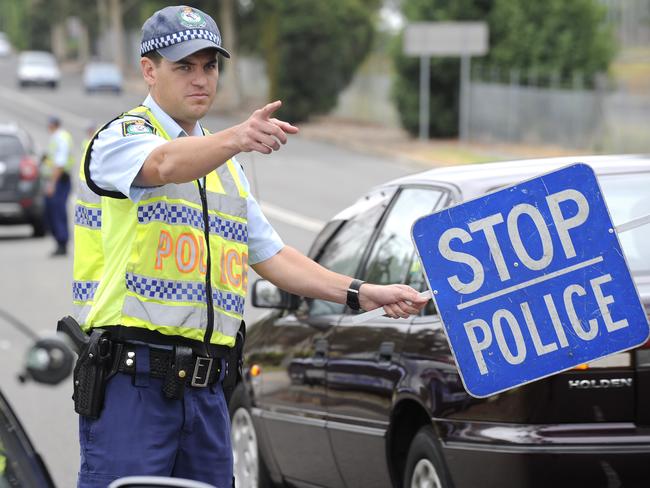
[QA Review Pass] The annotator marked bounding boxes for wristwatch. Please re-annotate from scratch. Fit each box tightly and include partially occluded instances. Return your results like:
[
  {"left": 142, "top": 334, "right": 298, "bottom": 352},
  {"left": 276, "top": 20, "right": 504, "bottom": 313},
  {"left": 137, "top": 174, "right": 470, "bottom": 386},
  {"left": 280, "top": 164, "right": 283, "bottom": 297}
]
[{"left": 346, "top": 279, "right": 365, "bottom": 311}]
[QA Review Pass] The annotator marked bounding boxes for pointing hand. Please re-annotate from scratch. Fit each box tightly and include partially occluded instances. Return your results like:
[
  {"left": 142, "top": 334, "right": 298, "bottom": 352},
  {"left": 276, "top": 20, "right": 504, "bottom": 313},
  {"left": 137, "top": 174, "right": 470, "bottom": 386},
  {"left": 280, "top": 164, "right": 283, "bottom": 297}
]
[{"left": 235, "top": 100, "right": 299, "bottom": 154}]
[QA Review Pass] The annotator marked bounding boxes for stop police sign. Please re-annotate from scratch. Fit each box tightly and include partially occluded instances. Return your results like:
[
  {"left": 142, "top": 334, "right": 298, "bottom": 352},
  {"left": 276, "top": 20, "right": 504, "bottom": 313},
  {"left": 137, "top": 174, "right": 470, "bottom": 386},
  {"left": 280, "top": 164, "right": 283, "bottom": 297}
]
[{"left": 412, "top": 163, "right": 650, "bottom": 398}]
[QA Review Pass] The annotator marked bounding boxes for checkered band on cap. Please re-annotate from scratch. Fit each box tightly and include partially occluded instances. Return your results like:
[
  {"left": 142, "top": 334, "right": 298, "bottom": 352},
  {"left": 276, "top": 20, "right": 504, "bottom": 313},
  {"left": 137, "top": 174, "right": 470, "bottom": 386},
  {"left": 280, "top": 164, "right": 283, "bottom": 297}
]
[{"left": 140, "top": 29, "right": 222, "bottom": 56}]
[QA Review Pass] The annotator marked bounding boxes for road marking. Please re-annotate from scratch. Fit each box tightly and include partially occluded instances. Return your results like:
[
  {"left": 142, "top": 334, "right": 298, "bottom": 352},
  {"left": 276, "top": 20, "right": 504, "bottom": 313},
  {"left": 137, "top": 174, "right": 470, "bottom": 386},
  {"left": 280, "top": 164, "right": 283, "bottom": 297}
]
[
  {"left": 456, "top": 256, "right": 604, "bottom": 310},
  {"left": 260, "top": 202, "right": 325, "bottom": 233},
  {"left": 0, "top": 85, "right": 88, "bottom": 128}
]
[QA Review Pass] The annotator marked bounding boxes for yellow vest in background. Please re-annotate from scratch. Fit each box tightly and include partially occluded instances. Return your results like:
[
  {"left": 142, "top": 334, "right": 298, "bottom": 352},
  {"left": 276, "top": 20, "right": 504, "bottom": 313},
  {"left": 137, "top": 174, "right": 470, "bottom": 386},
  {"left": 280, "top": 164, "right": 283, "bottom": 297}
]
[
  {"left": 73, "top": 106, "right": 249, "bottom": 348},
  {"left": 46, "top": 128, "right": 75, "bottom": 173}
]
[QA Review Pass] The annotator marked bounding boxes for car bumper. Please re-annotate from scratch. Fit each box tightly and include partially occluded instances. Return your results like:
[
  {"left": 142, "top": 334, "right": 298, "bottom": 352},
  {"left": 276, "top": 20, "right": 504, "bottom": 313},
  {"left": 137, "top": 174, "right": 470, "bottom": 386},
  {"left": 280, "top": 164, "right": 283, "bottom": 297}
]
[
  {"left": 0, "top": 200, "right": 43, "bottom": 223},
  {"left": 438, "top": 420, "right": 650, "bottom": 487}
]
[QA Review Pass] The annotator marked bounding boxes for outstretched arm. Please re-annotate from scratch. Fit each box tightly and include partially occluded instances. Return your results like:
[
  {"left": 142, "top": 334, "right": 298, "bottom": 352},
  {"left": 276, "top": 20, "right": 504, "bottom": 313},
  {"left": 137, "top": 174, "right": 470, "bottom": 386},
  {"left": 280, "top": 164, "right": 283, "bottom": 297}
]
[
  {"left": 135, "top": 100, "right": 298, "bottom": 186},
  {"left": 252, "top": 246, "right": 428, "bottom": 319}
]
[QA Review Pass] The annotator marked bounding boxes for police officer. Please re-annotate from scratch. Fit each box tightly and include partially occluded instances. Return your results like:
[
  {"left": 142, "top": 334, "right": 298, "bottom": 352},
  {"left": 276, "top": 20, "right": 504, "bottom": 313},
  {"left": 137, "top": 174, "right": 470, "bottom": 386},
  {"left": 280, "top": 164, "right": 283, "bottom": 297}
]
[
  {"left": 44, "top": 116, "right": 73, "bottom": 256},
  {"left": 72, "top": 5, "right": 427, "bottom": 487}
]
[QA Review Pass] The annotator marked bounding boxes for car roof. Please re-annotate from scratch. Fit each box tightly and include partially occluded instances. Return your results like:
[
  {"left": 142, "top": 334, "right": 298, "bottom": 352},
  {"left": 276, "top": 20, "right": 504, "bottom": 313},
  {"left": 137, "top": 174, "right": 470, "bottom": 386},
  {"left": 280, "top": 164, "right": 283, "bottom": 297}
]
[
  {"left": 19, "top": 50, "right": 56, "bottom": 61},
  {"left": 333, "top": 154, "right": 650, "bottom": 222},
  {"left": 0, "top": 123, "right": 32, "bottom": 150},
  {"left": 386, "top": 154, "right": 650, "bottom": 200},
  {"left": 85, "top": 61, "right": 120, "bottom": 70}
]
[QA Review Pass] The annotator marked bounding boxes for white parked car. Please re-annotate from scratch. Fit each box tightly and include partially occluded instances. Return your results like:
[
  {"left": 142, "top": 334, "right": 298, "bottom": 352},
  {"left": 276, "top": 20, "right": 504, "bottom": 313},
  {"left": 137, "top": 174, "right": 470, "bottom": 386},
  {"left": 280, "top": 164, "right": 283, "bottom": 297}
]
[
  {"left": 83, "top": 61, "right": 123, "bottom": 94},
  {"left": 17, "top": 51, "right": 60, "bottom": 88},
  {"left": 0, "top": 32, "right": 12, "bottom": 57}
]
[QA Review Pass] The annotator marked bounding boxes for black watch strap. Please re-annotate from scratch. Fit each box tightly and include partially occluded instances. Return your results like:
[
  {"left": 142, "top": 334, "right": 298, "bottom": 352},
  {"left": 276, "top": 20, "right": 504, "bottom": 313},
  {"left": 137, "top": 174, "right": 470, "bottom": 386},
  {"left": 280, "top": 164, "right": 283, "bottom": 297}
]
[{"left": 346, "top": 279, "right": 365, "bottom": 311}]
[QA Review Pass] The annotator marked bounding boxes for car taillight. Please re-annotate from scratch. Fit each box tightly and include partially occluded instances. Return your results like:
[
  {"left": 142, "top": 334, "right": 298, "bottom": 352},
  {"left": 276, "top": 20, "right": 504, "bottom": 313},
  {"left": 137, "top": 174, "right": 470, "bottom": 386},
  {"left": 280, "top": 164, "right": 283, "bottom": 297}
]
[{"left": 19, "top": 157, "right": 38, "bottom": 181}]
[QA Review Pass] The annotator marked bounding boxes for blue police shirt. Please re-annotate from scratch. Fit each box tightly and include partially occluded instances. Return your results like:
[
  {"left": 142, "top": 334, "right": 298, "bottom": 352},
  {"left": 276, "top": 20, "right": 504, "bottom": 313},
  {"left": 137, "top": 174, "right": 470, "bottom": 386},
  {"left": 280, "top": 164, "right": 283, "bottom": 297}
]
[{"left": 89, "top": 94, "right": 284, "bottom": 265}]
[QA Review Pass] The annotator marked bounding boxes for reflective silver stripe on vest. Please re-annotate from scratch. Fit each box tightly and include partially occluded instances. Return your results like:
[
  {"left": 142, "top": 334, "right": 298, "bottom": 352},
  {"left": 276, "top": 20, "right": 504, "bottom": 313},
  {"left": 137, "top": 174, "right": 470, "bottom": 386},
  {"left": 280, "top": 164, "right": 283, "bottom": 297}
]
[
  {"left": 122, "top": 295, "right": 241, "bottom": 338},
  {"left": 74, "top": 204, "right": 102, "bottom": 229},
  {"left": 77, "top": 181, "right": 102, "bottom": 203},
  {"left": 137, "top": 201, "right": 248, "bottom": 244},
  {"left": 73, "top": 280, "right": 100, "bottom": 301},
  {"left": 218, "top": 164, "right": 241, "bottom": 201},
  {"left": 72, "top": 303, "right": 92, "bottom": 325},
  {"left": 141, "top": 182, "right": 246, "bottom": 218},
  {"left": 125, "top": 272, "right": 244, "bottom": 315}
]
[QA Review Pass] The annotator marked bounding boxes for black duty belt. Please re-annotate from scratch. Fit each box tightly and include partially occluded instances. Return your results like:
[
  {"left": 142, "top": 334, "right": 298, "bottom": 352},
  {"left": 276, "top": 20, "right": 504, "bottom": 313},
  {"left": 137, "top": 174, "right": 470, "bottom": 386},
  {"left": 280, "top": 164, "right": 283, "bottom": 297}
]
[{"left": 116, "top": 345, "right": 222, "bottom": 388}]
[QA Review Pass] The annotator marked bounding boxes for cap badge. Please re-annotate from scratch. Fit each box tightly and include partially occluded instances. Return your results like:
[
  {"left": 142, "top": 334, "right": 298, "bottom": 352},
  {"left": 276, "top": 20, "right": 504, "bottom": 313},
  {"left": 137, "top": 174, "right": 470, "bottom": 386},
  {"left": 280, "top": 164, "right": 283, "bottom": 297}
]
[{"left": 178, "top": 7, "right": 206, "bottom": 28}]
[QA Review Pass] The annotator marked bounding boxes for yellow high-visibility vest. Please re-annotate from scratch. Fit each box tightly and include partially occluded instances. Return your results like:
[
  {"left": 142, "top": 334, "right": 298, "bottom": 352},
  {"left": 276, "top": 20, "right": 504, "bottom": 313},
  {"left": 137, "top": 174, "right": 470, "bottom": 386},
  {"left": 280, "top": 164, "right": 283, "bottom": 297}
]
[
  {"left": 45, "top": 128, "right": 75, "bottom": 173},
  {"left": 73, "top": 106, "right": 248, "bottom": 348}
]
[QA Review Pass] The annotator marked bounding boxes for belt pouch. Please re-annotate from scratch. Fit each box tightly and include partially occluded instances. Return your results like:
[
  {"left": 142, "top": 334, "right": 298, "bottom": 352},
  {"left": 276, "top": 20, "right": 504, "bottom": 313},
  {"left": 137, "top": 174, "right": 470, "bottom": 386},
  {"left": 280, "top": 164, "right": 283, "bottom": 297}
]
[
  {"left": 73, "top": 329, "right": 112, "bottom": 419},
  {"left": 163, "top": 345, "right": 193, "bottom": 400}
]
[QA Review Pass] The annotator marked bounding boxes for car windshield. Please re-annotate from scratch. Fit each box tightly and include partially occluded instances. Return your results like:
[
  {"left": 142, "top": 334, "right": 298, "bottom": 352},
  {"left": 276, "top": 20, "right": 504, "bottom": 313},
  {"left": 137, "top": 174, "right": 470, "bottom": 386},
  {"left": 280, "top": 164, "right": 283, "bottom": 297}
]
[
  {"left": 599, "top": 172, "right": 650, "bottom": 275},
  {"left": 0, "top": 135, "right": 24, "bottom": 156},
  {"left": 20, "top": 52, "right": 55, "bottom": 66}
]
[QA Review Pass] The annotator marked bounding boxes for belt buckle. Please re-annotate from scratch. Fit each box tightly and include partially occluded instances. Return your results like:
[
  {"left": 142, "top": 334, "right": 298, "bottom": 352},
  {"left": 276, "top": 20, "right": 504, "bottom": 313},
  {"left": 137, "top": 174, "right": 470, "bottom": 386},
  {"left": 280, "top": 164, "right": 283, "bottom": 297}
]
[{"left": 191, "top": 357, "right": 213, "bottom": 387}]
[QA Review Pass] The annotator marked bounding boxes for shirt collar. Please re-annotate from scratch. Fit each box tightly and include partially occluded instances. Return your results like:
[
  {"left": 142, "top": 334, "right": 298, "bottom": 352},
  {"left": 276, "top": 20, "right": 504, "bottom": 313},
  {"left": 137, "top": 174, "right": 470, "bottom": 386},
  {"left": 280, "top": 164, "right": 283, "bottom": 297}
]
[{"left": 142, "top": 94, "right": 204, "bottom": 138}]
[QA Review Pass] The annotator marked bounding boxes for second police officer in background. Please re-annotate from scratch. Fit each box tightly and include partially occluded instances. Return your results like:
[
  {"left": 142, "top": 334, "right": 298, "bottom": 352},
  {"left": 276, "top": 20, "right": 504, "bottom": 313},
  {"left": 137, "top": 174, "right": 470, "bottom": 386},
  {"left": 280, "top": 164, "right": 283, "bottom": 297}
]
[
  {"left": 71, "top": 5, "right": 428, "bottom": 487},
  {"left": 44, "top": 115, "right": 73, "bottom": 256}
]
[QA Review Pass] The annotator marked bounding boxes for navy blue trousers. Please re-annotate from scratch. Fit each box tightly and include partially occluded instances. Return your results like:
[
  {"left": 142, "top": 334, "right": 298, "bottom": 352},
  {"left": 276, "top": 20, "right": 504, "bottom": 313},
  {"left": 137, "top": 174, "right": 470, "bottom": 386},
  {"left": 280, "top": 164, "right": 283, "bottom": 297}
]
[
  {"left": 77, "top": 349, "right": 233, "bottom": 487},
  {"left": 44, "top": 175, "right": 70, "bottom": 246}
]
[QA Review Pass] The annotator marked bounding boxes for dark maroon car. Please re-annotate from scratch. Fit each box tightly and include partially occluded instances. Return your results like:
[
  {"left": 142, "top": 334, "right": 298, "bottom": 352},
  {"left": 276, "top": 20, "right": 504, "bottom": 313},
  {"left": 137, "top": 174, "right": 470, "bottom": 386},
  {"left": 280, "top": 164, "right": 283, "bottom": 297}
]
[{"left": 229, "top": 155, "right": 650, "bottom": 488}]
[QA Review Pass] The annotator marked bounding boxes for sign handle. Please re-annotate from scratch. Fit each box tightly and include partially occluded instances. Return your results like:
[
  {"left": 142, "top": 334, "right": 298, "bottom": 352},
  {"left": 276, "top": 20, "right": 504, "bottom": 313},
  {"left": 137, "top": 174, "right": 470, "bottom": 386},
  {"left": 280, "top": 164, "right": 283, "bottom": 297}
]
[
  {"left": 349, "top": 290, "right": 433, "bottom": 325},
  {"left": 615, "top": 213, "right": 650, "bottom": 234}
]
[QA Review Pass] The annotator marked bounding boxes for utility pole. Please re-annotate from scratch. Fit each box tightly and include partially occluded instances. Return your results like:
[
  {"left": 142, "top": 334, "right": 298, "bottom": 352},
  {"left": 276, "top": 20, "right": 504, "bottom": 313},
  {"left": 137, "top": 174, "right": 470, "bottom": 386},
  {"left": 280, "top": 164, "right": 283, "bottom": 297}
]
[
  {"left": 108, "top": 0, "right": 124, "bottom": 72},
  {"left": 217, "top": 0, "right": 242, "bottom": 110}
]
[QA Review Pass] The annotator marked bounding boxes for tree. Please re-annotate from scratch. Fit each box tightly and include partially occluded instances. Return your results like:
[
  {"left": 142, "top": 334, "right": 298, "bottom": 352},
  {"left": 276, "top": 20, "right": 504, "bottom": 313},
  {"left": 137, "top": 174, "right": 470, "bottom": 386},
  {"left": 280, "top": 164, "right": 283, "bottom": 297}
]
[
  {"left": 239, "top": 0, "right": 381, "bottom": 122},
  {"left": 392, "top": 0, "right": 615, "bottom": 137}
]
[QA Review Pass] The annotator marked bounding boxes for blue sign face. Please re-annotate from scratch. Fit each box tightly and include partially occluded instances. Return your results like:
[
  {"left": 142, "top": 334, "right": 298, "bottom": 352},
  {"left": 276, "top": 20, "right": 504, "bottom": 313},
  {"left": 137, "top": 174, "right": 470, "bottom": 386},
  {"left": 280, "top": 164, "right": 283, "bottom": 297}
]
[{"left": 412, "top": 164, "right": 649, "bottom": 398}]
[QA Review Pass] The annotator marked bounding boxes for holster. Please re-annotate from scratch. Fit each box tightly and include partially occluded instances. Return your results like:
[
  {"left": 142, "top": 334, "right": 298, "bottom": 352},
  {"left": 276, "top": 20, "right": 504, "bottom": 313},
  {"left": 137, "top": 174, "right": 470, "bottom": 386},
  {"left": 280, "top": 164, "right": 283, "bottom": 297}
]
[
  {"left": 162, "top": 345, "right": 193, "bottom": 400},
  {"left": 72, "top": 329, "right": 113, "bottom": 419}
]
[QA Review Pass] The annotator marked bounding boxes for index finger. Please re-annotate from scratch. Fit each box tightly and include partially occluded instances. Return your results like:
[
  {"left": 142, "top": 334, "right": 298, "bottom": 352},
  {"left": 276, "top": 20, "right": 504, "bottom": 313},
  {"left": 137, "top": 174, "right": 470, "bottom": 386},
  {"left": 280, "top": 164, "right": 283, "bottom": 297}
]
[{"left": 260, "top": 100, "right": 282, "bottom": 119}]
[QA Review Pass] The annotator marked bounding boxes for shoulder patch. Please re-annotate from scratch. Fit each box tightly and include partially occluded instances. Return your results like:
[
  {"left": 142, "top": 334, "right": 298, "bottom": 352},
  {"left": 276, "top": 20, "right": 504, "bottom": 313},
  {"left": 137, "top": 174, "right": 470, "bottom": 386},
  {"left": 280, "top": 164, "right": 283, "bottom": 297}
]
[{"left": 122, "top": 120, "right": 155, "bottom": 137}]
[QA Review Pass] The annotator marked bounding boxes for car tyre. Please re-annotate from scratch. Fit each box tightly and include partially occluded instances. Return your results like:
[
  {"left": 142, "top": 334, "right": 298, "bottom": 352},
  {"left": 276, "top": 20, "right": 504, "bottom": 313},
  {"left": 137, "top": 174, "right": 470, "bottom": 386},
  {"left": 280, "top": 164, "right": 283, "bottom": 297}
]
[
  {"left": 31, "top": 217, "right": 46, "bottom": 238},
  {"left": 49, "top": 81, "right": 57, "bottom": 89},
  {"left": 403, "top": 426, "right": 452, "bottom": 488},
  {"left": 229, "top": 383, "right": 275, "bottom": 488}
]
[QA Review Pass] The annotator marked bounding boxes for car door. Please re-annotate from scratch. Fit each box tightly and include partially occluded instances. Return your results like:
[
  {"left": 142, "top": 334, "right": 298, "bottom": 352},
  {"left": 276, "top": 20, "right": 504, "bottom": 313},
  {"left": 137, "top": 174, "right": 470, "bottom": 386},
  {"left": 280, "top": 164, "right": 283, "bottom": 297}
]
[
  {"left": 0, "top": 389, "right": 55, "bottom": 488},
  {"left": 251, "top": 188, "right": 395, "bottom": 487},
  {"left": 326, "top": 186, "right": 445, "bottom": 488}
]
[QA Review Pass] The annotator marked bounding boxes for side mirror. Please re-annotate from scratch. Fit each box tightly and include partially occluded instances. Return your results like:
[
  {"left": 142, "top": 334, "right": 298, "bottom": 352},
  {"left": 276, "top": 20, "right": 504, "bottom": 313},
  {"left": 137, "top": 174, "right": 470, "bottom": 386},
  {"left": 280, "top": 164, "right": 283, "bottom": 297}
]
[
  {"left": 251, "top": 279, "right": 299, "bottom": 310},
  {"left": 108, "top": 476, "right": 216, "bottom": 488},
  {"left": 19, "top": 333, "right": 76, "bottom": 385}
]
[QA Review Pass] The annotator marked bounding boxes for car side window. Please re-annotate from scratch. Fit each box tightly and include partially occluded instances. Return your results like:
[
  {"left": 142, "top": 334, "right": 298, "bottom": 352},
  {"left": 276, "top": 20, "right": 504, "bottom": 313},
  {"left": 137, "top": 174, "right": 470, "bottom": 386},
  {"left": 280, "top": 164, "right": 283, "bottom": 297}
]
[
  {"left": 363, "top": 187, "right": 443, "bottom": 287},
  {"left": 309, "top": 197, "right": 390, "bottom": 317}
]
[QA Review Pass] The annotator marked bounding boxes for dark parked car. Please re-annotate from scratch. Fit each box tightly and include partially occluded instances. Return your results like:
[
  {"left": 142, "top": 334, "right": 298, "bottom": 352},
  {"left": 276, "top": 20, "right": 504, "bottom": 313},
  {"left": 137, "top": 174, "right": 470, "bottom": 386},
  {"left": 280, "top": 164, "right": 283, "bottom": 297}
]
[
  {"left": 0, "top": 123, "right": 45, "bottom": 236},
  {"left": 0, "top": 389, "right": 54, "bottom": 487},
  {"left": 230, "top": 155, "right": 650, "bottom": 488}
]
